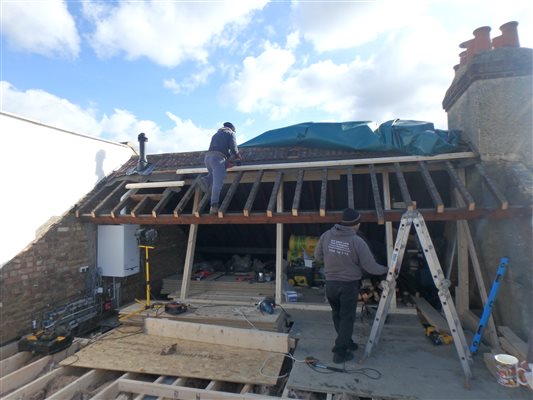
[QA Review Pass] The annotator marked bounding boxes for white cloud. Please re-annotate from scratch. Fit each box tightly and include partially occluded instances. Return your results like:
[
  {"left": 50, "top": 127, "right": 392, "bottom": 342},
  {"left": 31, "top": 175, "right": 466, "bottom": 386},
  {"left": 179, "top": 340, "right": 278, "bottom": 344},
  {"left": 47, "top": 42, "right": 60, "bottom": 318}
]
[
  {"left": 0, "top": 0, "right": 80, "bottom": 58},
  {"left": 291, "top": 0, "right": 428, "bottom": 52},
  {"left": 164, "top": 66, "right": 216, "bottom": 94},
  {"left": 0, "top": 81, "right": 212, "bottom": 153},
  {"left": 81, "top": 0, "right": 268, "bottom": 67}
]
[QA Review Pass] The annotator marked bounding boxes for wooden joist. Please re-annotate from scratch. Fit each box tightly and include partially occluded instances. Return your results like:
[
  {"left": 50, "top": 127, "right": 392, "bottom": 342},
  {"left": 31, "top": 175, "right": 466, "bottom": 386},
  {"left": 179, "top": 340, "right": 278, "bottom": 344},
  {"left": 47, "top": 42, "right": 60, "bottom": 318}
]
[
  {"left": 152, "top": 187, "right": 175, "bottom": 217},
  {"left": 394, "top": 162, "right": 415, "bottom": 210},
  {"left": 219, "top": 171, "right": 244, "bottom": 217},
  {"left": 291, "top": 169, "right": 305, "bottom": 216},
  {"left": 130, "top": 195, "right": 149, "bottom": 217},
  {"left": 346, "top": 167, "right": 354, "bottom": 209},
  {"left": 475, "top": 163, "right": 508, "bottom": 210},
  {"left": 498, "top": 326, "right": 528, "bottom": 360},
  {"left": 174, "top": 177, "right": 201, "bottom": 217},
  {"left": 194, "top": 190, "right": 211, "bottom": 217},
  {"left": 319, "top": 168, "right": 328, "bottom": 217},
  {"left": 267, "top": 171, "right": 284, "bottom": 217},
  {"left": 418, "top": 161, "right": 444, "bottom": 213},
  {"left": 445, "top": 161, "right": 475, "bottom": 210},
  {"left": 91, "top": 181, "right": 127, "bottom": 217},
  {"left": 244, "top": 170, "right": 264, "bottom": 217},
  {"left": 369, "top": 164, "right": 384, "bottom": 225}
]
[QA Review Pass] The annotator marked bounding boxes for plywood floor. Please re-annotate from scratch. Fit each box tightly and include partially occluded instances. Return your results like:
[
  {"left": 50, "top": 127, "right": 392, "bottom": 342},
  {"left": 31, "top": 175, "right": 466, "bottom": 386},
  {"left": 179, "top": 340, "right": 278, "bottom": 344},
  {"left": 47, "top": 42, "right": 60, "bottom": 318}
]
[
  {"left": 60, "top": 326, "right": 284, "bottom": 386},
  {"left": 286, "top": 310, "right": 531, "bottom": 400}
]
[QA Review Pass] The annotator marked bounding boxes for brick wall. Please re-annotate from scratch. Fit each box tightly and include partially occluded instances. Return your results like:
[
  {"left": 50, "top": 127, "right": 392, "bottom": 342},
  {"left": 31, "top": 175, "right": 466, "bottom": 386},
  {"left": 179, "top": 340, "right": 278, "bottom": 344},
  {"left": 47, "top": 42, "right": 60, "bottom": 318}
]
[
  {"left": 0, "top": 211, "right": 95, "bottom": 344},
  {"left": 0, "top": 213, "right": 188, "bottom": 345}
]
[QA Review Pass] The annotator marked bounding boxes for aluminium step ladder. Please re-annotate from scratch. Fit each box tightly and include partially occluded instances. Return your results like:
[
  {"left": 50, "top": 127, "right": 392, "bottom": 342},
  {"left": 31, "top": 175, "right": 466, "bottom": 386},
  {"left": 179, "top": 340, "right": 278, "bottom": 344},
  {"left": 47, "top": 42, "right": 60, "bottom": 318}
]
[{"left": 363, "top": 210, "right": 473, "bottom": 385}]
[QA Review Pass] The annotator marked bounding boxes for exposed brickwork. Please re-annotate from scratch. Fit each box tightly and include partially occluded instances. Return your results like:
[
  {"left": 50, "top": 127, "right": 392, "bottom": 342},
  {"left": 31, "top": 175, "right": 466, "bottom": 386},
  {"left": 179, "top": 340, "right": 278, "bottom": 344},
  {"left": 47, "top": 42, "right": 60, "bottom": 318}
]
[
  {"left": 0, "top": 211, "right": 188, "bottom": 345},
  {"left": 0, "top": 211, "right": 94, "bottom": 344}
]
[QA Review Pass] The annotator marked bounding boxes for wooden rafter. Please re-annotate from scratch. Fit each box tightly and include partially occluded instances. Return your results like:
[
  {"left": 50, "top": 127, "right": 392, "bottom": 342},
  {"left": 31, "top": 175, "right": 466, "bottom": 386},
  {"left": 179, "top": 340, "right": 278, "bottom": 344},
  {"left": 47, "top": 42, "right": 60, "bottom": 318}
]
[
  {"left": 394, "top": 162, "right": 415, "bottom": 210},
  {"left": 152, "top": 187, "right": 176, "bottom": 217},
  {"left": 130, "top": 196, "right": 149, "bottom": 218},
  {"left": 194, "top": 190, "right": 211, "bottom": 217},
  {"left": 91, "top": 181, "right": 127, "bottom": 218},
  {"left": 319, "top": 168, "right": 328, "bottom": 217},
  {"left": 244, "top": 170, "right": 264, "bottom": 217},
  {"left": 346, "top": 167, "right": 354, "bottom": 209},
  {"left": 369, "top": 164, "right": 384, "bottom": 225},
  {"left": 291, "top": 169, "right": 305, "bottom": 216},
  {"left": 418, "top": 161, "right": 444, "bottom": 213},
  {"left": 219, "top": 171, "right": 244, "bottom": 217},
  {"left": 174, "top": 177, "right": 201, "bottom": 217},
  {"left": 267, "top": 171, "right": 284, "bottom": 217},
  {"left": 445, "top": 161, "right": 475, "bottom": 211},
  {"left": 110, "top": 188, "right": 138, "bottom": 218},
  {"left": 475, "top": 163, "right": 508, "bottom": 210}
]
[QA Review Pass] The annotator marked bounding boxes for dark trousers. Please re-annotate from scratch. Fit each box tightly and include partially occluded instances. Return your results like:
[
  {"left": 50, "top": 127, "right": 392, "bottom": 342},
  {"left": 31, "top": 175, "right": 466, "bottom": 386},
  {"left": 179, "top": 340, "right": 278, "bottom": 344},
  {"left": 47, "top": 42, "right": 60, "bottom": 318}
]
[{"left": 326, "top": 280, "right": 361, "bottom": 354}]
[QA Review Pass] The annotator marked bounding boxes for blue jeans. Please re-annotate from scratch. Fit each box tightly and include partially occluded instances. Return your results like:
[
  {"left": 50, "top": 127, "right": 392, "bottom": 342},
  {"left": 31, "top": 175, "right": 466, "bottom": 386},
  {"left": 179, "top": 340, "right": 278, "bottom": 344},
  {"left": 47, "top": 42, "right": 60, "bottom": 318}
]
[
  {"left": 326, "top": 280, "right": 361, "bottom": 355},
  {"left": 203, "top": 152, "right": 227, "bottom": 206}
]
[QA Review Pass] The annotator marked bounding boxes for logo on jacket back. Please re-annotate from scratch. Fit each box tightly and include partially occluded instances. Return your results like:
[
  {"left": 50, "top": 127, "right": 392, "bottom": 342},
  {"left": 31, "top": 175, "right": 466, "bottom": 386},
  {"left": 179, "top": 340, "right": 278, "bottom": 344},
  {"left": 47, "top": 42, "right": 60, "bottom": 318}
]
[{"left": 328, "top": 240, "right": 350, "bottom": 256}]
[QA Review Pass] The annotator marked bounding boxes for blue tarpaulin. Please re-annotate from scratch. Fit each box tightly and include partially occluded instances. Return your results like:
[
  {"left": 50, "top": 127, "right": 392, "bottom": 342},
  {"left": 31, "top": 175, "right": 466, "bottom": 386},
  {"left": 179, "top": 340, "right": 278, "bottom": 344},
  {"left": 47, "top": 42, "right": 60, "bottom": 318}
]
[{"left": 240, "top": 119, "right": 462, "bottom": 156}]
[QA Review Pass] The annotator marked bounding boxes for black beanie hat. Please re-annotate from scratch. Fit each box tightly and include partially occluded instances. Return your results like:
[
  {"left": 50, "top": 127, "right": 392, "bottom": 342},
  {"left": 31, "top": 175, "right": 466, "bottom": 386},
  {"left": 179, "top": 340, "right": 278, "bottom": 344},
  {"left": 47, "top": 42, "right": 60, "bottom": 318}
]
[
  {"left": 223, "top": 122, "right": 235, "bottom": 132},
  {"left": 340, "top": 208, "right": 361, "bottom": 226}
]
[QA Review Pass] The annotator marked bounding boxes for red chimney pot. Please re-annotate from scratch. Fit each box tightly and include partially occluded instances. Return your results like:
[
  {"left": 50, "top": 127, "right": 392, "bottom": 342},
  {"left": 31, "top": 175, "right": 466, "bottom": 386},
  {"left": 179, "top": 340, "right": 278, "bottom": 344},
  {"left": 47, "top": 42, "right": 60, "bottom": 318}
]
[{"left": 500, "top": 21, "right": 520, "bottom": 47}]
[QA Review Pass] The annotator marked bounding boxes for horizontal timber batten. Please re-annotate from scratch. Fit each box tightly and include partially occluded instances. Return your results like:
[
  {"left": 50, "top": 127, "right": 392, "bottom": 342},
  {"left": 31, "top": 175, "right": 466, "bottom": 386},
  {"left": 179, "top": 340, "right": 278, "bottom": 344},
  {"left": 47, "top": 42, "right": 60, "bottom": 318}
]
[
  {"left": 175, "top": 152, "right": 476, "bottom": 174},
  {"left": 78, "top": 206, "right": 531, "bottom": 225}
]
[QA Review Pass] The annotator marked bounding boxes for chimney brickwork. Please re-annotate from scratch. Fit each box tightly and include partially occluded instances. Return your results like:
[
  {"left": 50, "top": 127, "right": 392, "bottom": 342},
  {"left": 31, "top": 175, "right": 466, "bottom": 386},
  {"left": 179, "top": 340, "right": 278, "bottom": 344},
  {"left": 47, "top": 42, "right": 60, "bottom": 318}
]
[{"left": 443, "top": 22, "right": 532, "bottom": 340}]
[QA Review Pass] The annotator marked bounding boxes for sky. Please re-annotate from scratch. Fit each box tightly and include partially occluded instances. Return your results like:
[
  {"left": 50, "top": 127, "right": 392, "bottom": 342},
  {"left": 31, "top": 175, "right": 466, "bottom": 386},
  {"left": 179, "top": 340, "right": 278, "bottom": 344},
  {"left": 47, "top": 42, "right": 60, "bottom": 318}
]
[{"left": 1, "top": 0, "right": 532, "bottom": 155}]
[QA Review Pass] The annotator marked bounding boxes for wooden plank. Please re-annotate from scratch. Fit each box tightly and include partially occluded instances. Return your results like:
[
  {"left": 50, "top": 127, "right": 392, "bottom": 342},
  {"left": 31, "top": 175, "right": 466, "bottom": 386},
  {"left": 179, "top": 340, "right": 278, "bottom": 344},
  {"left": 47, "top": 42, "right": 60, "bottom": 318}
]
[
  {"left": 346, "top": 167, "right": 354, "bottom": 209},
  {"left": 483, "top": 352, "right": 499, "bottom": 379},
  {"left": 394, "top": 162, "right": 415, "bottom": 210},
  {"left": 194, "top": 190, "right": 211, "bottom": 217},
  {"left": 61, "top": 328, "right": 285, "bottom": 386},
  {"left": 267, "top": 171, "right": 283, "bottom": 217},
  {"left": 47, "top": 369, "right": 122, "bottom": 400},
  {"left": 458, "top": 219, "right": 500, "bottom": 349},
  {"left": 319, "top": 168, "right": 328, "bottom": 217},
  {"left": 175, "top": 152, "right": 476, "bottom": 174},
  {"left": 0, "top": 342, "right": 19, "bottom": 362},
  {"left": 418, "top": 161, "right": 444, "bottom": 213},
  {"left": 130, "top": 194, "right": 163, "bottom": 202},
  {"left": 152, "top": 187, "right": 175, "bottom": 217},
  {"left": 117, "top": 378, "right": 279, "bottom": 399},
  {"left": 240, "top": 383, "right": 253, "bottom": 394},
  {"left": 111, "top": 188, "right": 137, "bottom": 217},
  {"left": 244, "top": 170, "right": 264, "bottom": 216},
  {"left": 0, "top": 355, "right": 52, "bottom": 396},
  {"left": 454, "top": 168, "right": 469, "bottom": 315},
  {"left": 91, "top": 181, "right": 127, "bottom": 217},
  {"left": 276, "top": 182, "right": 284, "bottom": 306},
  {"left": 219, "top": 171, "right": 244, "bottom": 217},
  {"left": 144, "top": 318, "right": 289, "bottom": 353},
  {"left": 174, "top": 176, "right": 201, "bottom": 216},
  {"left": 0, "top": 351, "right": 33, "bottom": 377},
  {"left": 130, "top": 195, "right": 149, "bottom": 217},
  {"left": 475, "top": 163, "right": 508, "bottom": 210},
  {"left": 369, "top": 164, "right": 384, "bottom": 225},
  {"left": 291, "top": 169, "right": 305, "bottom": 216},
  {"left": 88, "top": 372, "right": 136, "bottom": 400},
  {"left": 413, "top": 297, "right": 449, "bottom": 334},
  {"left": 125, "top": 180, "right": 184, "bottom": 189},
  {"left": 446, "top": 161, "right": 475, "bottom": 210},
  {"left": 2, "top": 365, "right": 76, "bottom": 400},
  {"left": 498, "top": 326, "right": 527, "bottom": 360},
  {"left": 76, "top": 181, "right": 117, "bottom": 217},
  {"left": 180, "top": 228, "right": 198, "bottom": 301}
]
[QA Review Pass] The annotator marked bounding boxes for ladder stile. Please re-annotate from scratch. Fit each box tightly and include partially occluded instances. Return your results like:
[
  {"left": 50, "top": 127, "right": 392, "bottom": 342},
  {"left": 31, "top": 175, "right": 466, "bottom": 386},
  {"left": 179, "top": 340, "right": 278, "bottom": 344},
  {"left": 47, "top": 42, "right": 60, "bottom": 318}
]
[{"left": 364, "top": 210, "right": 473, "bottom": 385}]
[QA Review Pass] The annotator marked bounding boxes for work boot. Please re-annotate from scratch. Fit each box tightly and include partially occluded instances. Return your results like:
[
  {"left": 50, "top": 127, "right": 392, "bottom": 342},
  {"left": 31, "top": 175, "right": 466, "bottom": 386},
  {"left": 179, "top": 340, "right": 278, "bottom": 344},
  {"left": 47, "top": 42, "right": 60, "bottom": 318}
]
[
  {"left": 333, "top": 351, "right": 354, "bottom": 364},
  {"left": 209, "top": 204, "right": 219, "bottom": 215},
  {"left": 331, "top": 342, "right": 358, "bottom": 352}
]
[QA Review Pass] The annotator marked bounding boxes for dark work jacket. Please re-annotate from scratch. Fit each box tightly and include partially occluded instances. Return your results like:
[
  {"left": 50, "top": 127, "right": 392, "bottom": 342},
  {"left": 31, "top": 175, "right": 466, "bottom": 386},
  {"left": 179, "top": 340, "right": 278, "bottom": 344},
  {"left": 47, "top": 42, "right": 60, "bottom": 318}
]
[{"left": 208, "top": 127, "right": 239, "bottom": 159}]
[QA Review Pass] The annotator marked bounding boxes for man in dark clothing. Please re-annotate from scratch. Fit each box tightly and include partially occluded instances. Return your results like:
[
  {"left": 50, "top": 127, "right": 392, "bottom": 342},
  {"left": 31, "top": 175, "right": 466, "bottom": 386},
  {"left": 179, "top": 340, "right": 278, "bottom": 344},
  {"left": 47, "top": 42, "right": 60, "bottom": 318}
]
[
  {"left": 315, "top": 208, "right": 388, "bottom": 364},
  {"left": 199, "top": 122, "right": 241, "bottom": 214}
]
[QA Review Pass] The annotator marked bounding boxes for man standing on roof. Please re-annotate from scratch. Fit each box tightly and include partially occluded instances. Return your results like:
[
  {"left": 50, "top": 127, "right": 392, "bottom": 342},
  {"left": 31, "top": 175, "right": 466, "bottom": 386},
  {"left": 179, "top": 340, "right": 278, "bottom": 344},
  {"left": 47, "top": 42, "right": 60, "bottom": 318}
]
[
  {"left": 315, "top": 208, "right": 388, "bottom": 364},
  {"left": 199, "top": 122, "right": 242, "bottom": 215}
]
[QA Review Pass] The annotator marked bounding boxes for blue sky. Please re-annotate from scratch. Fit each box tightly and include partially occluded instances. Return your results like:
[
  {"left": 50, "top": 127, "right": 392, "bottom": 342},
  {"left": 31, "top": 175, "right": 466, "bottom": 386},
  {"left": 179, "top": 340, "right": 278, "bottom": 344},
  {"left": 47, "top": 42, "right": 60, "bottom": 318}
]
[{"left": 1, "top": 0, "right": 532, "bottom": 154}]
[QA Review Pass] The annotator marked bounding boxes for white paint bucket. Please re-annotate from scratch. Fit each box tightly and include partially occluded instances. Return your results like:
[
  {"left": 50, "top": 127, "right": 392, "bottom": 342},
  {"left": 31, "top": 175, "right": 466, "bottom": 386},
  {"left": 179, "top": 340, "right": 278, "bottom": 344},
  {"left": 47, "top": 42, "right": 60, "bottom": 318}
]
[{"left": 494, "top": 354, "right": 519, "bottom": 388}]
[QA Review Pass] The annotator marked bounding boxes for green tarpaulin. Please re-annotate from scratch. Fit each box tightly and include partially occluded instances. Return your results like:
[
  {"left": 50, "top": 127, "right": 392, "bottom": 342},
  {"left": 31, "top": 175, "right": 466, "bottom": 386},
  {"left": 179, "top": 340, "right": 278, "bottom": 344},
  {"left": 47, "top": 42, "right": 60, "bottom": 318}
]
[{"left": 241, "top": 119, "right": 462, "bottom": 156}]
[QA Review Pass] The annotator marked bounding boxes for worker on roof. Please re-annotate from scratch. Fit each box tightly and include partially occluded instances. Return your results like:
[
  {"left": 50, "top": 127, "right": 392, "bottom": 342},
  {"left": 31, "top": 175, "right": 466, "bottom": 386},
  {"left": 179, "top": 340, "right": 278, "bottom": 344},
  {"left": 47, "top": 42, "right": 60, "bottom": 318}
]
[
  {"left": 315, "top": 208, "right": 388, "bottom": 364},
  {"left": 199, "top": 122, "right": 242, "bottom": 215}
]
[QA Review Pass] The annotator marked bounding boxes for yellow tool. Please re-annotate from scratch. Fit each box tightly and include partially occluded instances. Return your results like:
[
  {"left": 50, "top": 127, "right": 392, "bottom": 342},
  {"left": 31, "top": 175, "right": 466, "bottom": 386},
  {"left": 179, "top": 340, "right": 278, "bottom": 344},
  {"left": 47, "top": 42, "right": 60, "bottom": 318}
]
[
  {"left": 425, "top": 325, "right": 453, "bottom": 345},
  {"left": 139, "top": 245, "right": 155, "bottom": 309}
]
